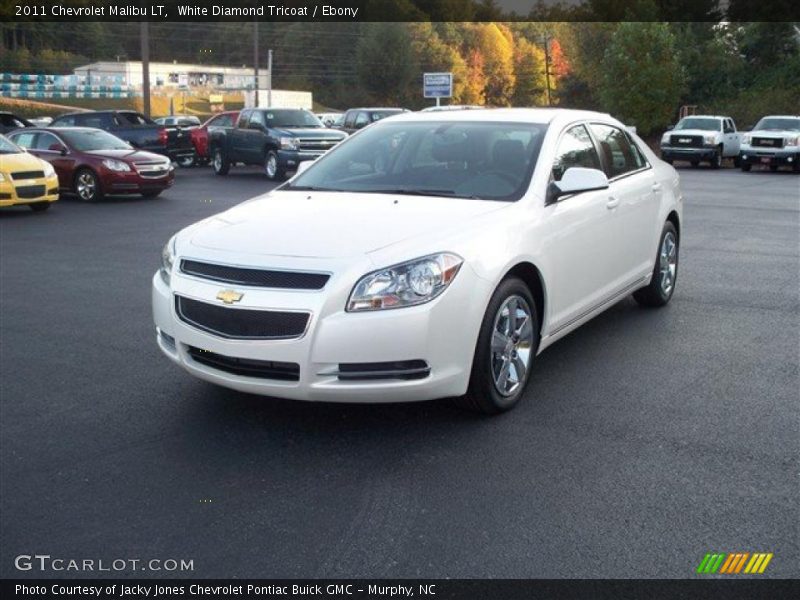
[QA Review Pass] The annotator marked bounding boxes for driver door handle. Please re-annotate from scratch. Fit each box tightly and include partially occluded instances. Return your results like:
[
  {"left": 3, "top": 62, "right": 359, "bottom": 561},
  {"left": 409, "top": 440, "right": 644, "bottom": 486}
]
[
  {"left": 606, "top": 196, "right": 620, "bottom": 209},
  {"left": 652, "top": 183, "right": 662, "bottom": 192}
]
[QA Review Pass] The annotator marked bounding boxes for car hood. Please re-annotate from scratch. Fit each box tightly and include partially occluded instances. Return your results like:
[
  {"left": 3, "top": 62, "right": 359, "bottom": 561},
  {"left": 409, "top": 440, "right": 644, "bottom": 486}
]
[
  {"left": 85, "top": 149, "right": 168, "bottom": 162},
  {"left": 748, "top": 129, "right": 799, "bottom": 138},
  {"left": 273, "top": 127, "right": 346, "bottom": 139},
  {"left": 187, "top": 191, "right": 508, "bottom": 259},
  {"left": 0, "top": 150, "right": 49, "bottom": 173},
  {"left": 668, "top": 129, "right": 718, "bottom": 137}
]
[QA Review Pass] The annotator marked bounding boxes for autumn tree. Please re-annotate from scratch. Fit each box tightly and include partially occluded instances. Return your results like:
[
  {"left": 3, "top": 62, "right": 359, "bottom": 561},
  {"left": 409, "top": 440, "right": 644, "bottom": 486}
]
[{"left": 512, "top": 38, "right": 548, "bottom": 107}]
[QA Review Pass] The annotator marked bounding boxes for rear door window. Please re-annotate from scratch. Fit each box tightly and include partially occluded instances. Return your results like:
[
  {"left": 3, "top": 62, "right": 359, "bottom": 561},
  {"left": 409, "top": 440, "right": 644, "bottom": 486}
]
[{"left": 589, "top": 123, "right": 643, "bottom": 178}]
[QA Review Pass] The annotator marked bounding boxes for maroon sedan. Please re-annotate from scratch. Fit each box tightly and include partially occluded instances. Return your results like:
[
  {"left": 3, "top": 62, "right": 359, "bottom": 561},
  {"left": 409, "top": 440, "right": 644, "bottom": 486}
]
[{"left": 8, "top": 127, "right": 174, "bottom": 201}]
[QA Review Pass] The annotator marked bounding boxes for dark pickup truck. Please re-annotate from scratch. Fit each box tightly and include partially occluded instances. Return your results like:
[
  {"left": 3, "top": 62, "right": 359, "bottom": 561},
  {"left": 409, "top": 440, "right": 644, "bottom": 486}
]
[
  {"left": 50, "top": 110, "right": 195, "bottom": 165},
  {"left": 0, "top": 111, "right": 32, "bottom": 134},
  {"left": 209, "top": 108, "right": 347, "bottom": 180}
]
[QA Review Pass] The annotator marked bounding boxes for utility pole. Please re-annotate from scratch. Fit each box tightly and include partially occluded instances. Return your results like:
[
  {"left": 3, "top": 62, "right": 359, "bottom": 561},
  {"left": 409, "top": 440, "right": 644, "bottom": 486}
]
[
  {"left": 253, "top": 21, "right": 259, "bottom": 108},
  {"left": 141, "top": 22, "right": 151, "bottom": 118},
  {"left": 542, "top": 32, "right": 552, "bottom": 107},
  {"left": 267, "top": 49, "right": 273, "bottom": 108}
]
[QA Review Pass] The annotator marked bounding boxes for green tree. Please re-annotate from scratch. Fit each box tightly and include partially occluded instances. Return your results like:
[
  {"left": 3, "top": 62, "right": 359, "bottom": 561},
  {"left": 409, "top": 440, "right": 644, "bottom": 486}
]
[
  {"left": 599, "top": 22, "right": 686, "bottom": 135},
  {"left": 512, "top": 38, "right": 548, "bottom": 107},
  {"left": 355, "top": 23, "right": 416, "bottom": 105}
]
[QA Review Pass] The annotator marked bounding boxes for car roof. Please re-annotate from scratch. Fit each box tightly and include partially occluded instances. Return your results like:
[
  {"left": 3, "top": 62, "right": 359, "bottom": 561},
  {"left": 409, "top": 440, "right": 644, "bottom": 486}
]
[
  {"left": 680, "top": 115, "right": 728, "bottom": 119},
  {"left": 758, "top": 115, "right": 800, "bottom": 119},
  {"left": 386, "top": 107, "right": 614, "bottom": 126},
  {"left": 348, "top": 108, "right": 406, "bottom": 112}
]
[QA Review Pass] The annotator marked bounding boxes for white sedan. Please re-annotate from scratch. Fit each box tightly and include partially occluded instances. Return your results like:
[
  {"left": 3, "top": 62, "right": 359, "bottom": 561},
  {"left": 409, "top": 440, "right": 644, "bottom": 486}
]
[{"left": 153, "top": 109, "right": 683, "bottom": 413}]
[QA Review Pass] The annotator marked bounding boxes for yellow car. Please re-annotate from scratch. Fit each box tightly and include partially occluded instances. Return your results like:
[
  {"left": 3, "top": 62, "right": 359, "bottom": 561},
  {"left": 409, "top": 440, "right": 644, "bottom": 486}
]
[{"left": 0, "top": 133, "right": 59, "bottom": 212}]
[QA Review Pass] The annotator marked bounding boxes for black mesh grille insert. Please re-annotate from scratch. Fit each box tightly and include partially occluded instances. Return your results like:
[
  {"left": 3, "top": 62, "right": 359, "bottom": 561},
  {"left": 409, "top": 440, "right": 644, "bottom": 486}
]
[
  {"left": 752, "top": 137, "right": 784, "bottom": 149},
  {"left": 15, "top": 185, "right": 46, "bottom": 199},
  {"left": 187, "top": 346, "right": 299, "bottom": 381},
  {"left": 11, "top": 171, "right": 45, "bottom": 180},
  {"left": 337, "top": 360, "right": 430, "bottom": 381},
  {"left": 670, "top": 135, "right": 703, "bottom": 147},
  {"left": 181, "top": 259, "right": 329, "bottom": 290},
  {"left": 175, "top": 296, "right": 309, "bottom": 339}
]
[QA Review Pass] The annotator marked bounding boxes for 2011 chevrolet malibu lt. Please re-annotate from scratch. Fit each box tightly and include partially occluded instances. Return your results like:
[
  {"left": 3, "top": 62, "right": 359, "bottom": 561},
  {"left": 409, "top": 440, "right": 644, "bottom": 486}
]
[{"left": 153, "top": 109, "right": 683, "bottom": 413}]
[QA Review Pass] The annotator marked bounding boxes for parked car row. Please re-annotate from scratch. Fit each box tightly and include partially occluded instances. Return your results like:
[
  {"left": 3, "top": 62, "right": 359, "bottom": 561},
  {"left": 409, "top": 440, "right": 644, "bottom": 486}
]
[{"left": 660, "top": 114, "right": 800, "bottom": 172}]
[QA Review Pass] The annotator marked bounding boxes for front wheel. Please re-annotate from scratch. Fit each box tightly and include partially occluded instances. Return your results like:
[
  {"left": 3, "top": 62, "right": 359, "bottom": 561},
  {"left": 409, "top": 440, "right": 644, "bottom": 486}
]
[
  {"left": 634, "top": 221, "right": 679, "bottom": 308},
  {"left": 454, "top": 277, "right": 539, "bottom": 414},
  {"left": 741, "top": 163, "right": 752, "bottom": 172},
  {"left": 733, "top": 156, "right": 741, "bottom": 168},
  {"left": 264, "top": 150, "right": 285, "bottom": 181},
  {"left": 710, "top": 147, "right": 722, "bottom": 169},
  {"left": 176, "top": 154, "right": 196, "bottom": 168},
  {"left": 212, "top": 148, "right": 230, "bottom": 175},
  {"left": 74, "top": 169, "right": 102, "bottom": 202}
]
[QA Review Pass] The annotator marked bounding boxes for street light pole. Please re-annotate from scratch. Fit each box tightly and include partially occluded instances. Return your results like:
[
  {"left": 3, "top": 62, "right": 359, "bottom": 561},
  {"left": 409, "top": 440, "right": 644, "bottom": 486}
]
[
  {"left": 542, "top": 33, "right": 552, "bottom": 107},
  {"left": 253, "top": 21, "right": 259, "bottom": 108},
  {"left": 141, "top": 22, "right": 151, "bottom": 118}
]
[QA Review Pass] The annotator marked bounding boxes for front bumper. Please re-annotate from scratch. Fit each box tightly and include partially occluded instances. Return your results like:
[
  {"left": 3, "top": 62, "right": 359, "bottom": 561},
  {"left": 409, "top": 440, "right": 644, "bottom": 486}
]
[
  {"left": 0, "top": 174, "right": 59, "bottom": 207},
  {"left": 277, "top": 149, "right": 328, "bottom": 172},
  {"left": 152, "top": 260, "right": 490, "bottom": 403},
  {"left": 101, "top": 169, "right": 175, "bottom": 195},
  {"left": 739, "top": 147, "right": 799, "bottom": 168},
  {"left": 660, "top": 146, "right": 717, "bottom": 162}
]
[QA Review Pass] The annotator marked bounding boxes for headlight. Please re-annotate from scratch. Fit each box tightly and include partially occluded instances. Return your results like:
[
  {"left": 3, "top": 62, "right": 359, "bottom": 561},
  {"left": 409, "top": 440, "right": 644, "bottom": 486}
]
[
  {"left": 42, "top": 161, "right": 56, "bottom": 178},
  {"left": 279, "top": 137, "right": 298, "bottom": 150},
  {"left": 786, "top": 136, "right": 799, "bottom": 147},
  {"left": 347, "top": 253, "right": 463, "bottom": 312},
  {"left": 102, "top": 158, "right": 131, "bottom": 172},
  {"left": 660, "top": 133, "right": 670, "bottom": 145},
  {"left": 742, "top": 134, "right": 751, "bottom": 145},
  {"left": 704, "top": 135, "right": 716, "bottom": 145},
  {"left": 159, "top": 236, "right": 176, "bottom": 286}
]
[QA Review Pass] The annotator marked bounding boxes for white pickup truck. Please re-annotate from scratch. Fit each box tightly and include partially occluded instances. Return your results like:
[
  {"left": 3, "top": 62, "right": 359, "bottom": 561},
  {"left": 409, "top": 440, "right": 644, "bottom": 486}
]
[
  {"left": 660, "top": 115, "right": 741, "bottom": 168},
  {"left": 739, "top": 115, "right": 800, "bottom": 172}
]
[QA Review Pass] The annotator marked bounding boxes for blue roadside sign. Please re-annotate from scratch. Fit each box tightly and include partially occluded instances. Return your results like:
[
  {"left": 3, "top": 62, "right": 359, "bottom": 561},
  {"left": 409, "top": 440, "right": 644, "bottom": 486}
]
[{"left": 423, "top": 72, "right": 452, "bottom": 98}]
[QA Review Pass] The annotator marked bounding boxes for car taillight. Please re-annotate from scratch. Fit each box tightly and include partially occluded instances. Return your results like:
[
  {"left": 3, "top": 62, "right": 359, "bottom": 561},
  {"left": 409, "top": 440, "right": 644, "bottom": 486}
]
[{"left": 158, "top": 129, "right": 168, "bottom": 146}]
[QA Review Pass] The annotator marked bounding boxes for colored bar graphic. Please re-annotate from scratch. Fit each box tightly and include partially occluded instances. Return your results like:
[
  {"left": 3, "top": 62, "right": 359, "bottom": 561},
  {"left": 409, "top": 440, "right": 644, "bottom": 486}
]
[{"left": 700, "top": 552, "right": 772, "bottom": 575}]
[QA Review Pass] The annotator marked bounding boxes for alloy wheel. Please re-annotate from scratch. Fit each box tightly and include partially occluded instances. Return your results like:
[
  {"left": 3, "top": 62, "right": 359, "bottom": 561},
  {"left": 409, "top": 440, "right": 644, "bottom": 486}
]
[
  {"left": 660, "top": 231, "right": 678, "bottom": 295},
  {"left": 265, "top": 153, "right": 278, "bottom": 178},
  {"left": 76, "top": 172, "right": 96, "bottom": 201},
  {"left": 490, "top": 295, "right": 534, "bottom": 397}
]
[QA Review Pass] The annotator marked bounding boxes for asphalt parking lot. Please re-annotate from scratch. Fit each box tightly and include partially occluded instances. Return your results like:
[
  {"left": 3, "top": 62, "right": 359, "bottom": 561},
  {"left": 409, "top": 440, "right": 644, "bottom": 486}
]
[{"left": 1, "top": 165, "right": 798, "bottom": 579}]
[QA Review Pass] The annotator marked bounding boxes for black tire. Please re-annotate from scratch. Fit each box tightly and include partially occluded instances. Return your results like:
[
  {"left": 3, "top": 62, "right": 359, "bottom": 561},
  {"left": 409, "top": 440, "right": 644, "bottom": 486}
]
[
  {"left": 453, "top": 277, "right": 539, "bottom": 415},
  {"left": 29, "top": 202, "right": 50, "bottom": 212},
  {"left": 74, "top": 168, "right": 102, "bottom": 202},
  {"left": 176, "top": 153, "right": 196, "bottom": 168},
  {"left": 710, "top": 146, "right": 722, "bottom": 169},
  {"left": 264, "top": 149, "right": 285, "bottom": 181},
  {"left": 741, "top": 163, "right": 752, "bottom": 172},
  {"left": 633, "top": 221, "right": 679, "bottom": 308},
  {"left": 212, "top": 147, "right": 229, "bottom": 175},
  {"left": 733, "top": 156, "right": 741, "bottom": 168},
  {"left": 769, "top": 165, "right": 779, "bottom": 172},
  {"left": 142, "top": 190, "right": 162, "bottom": 198}
]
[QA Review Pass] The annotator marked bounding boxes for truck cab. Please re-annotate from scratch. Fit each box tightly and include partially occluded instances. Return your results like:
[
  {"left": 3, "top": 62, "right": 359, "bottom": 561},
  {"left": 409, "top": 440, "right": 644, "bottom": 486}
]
[
  {"left": 660, "top": 115, "right": 740, "bottom": 168},
  {"left": 209, "top": 108, "right": 347, "bottom": 180}
]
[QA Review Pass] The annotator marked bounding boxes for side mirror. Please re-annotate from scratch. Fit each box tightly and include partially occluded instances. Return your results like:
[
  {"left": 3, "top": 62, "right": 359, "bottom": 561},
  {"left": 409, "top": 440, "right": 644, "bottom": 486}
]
[
  {"left": 666, "top": 124, "right": 674, "bottom": 131},
  {"left": 546, "top": 167, "right": 609, "bottom": 206},
  {"left": 295, "top": 160, "right": 314, "bottom": 176}
]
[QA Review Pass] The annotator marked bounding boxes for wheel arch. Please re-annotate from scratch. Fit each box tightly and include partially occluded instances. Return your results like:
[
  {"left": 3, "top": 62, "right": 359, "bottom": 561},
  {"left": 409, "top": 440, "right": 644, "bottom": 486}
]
[
  {"left": 666, "top": 210, "right": 680, "bottom": 242},
  {"left": 502, "top": 261, "right": 546, "bottom": 336}
]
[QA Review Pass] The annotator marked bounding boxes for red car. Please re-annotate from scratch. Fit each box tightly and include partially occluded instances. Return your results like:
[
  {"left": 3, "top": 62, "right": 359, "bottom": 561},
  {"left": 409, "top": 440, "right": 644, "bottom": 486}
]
[
  {"left": 191, "top": 111, "right": 239, "bottom": 165},
  {"left": 8, "top": 127, "right": 175, "bottom": 201}
]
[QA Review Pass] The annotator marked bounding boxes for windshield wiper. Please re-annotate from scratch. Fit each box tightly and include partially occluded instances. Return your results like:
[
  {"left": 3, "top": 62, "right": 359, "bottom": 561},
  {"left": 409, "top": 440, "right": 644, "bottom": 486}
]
[
  {"left": 283, "top": 185, "right": 341, "bottom": 192},
  {"left": 357, "top": 188, "right": 460, "bottom": 198}
]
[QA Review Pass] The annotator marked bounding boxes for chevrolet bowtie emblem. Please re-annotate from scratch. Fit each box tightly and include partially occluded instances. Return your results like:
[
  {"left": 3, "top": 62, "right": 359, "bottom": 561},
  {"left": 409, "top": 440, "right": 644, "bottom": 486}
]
[{"left": 216, "top": 289, "right": 244, "bottom": 304}]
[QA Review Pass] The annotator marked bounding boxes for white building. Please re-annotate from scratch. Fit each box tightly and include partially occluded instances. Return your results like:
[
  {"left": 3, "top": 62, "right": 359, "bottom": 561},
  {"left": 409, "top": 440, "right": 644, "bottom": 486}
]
[{"left": 73, "top": 61, "right": 271, "bottom": 90}]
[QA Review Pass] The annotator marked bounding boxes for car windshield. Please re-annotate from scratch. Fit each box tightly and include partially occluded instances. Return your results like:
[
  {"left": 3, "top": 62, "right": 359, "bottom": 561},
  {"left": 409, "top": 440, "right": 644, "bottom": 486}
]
[
  {"left": 371, "top": 110, "right": 403, "bottom": 122},
  {"left": 675, "top": 118, "right": 721, "bottom": 131},
  {"left": 60, "top": 129, "right": 132, "bottom": 151},
  {"left": 0, "top": 134, "right": 21, "bottom": 154},
  {"left": 266, "top": 110, "right": 322, "bottom": 128},
  {"left": 285, "top": 120, "right": 547, "bottom": 202},
  {"left": 753, "top": 117, "right": 800, "bottom": 131}
]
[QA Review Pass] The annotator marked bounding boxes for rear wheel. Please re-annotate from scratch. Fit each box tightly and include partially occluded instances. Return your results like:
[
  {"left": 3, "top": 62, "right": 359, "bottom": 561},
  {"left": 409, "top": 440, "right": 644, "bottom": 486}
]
[
  {"left": 74, "top": 169, "right": 102, "bottom": 202},
  {"left": 769, "top": 165, "right": 779, "bottom": 172},
  {"left": 634, "top": 221, "right": 679, "bottom": 308},
  {"left": 264, "top": 149, "right": 285, "bottom": 181},
  {"left": 454, "top": 277, "right": 539, "bottom": 414},
  {"left": 29, "top": 202, "right": 50, "bottom": 212},
  {"left": 212, "top": 147, "right": 229, "bottom": 175}
]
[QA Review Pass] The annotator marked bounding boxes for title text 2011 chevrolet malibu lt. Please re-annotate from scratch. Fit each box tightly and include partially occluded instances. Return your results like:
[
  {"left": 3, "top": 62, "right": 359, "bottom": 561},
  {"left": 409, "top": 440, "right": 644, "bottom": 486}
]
[{"left": 153, "top": 109, "right": 683, "bottom": 413}]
